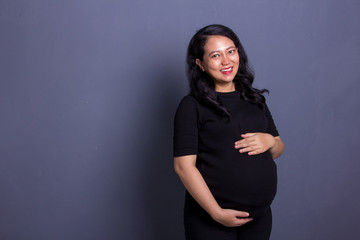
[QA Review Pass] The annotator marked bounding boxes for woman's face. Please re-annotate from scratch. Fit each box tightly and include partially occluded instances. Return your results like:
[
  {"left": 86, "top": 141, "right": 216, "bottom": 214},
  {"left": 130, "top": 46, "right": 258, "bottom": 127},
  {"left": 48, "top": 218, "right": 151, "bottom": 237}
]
[{"left": 196, "top": 35, "right": 239, "bottom": 90}]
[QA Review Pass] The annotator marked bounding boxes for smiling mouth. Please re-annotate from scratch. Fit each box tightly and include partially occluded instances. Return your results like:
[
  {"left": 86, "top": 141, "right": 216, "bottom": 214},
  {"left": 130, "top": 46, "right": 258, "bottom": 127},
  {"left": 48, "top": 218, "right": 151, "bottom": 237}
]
[{"left": 220, "top": 67, "right": 233, "bottom": 74}]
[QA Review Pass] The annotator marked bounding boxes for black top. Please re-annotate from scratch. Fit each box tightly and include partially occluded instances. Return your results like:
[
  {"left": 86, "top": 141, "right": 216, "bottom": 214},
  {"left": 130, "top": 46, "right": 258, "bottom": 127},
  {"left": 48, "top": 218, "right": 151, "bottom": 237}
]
[{"left": 173, "top": 91, "right": 279, "bottom": 217}]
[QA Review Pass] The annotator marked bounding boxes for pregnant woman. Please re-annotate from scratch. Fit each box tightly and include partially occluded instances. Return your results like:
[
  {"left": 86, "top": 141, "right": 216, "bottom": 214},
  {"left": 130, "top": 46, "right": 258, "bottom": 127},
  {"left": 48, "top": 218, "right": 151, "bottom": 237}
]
[{"left": 173, "top": 24, "right": 284, "bottom": 240}]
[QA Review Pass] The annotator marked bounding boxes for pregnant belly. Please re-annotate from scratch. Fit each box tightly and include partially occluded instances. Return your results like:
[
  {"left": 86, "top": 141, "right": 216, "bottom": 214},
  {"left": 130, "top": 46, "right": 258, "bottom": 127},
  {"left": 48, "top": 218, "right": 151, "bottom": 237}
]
[{"left": 199, "top": 151, "right": 277, "bottom": 217}]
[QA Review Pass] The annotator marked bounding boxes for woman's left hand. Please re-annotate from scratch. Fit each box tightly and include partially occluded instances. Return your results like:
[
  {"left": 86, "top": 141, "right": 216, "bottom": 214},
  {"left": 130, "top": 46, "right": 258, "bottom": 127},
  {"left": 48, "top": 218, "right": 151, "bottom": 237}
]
[{"left": 234, "top": 133, "right": 275, "bottom": 155}]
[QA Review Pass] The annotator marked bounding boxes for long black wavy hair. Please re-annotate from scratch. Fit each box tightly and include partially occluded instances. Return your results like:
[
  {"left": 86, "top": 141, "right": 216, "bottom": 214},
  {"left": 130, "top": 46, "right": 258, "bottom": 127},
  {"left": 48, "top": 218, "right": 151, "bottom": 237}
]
[{"left": 186, "top": 24, "right": 268, "bottom": 117}]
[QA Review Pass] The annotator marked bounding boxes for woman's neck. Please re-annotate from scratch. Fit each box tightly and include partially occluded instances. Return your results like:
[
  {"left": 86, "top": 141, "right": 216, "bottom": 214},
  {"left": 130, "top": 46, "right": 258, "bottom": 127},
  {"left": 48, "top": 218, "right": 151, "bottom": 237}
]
[{"left": 215, "top": 83, "right": 235, "bottom": 93}]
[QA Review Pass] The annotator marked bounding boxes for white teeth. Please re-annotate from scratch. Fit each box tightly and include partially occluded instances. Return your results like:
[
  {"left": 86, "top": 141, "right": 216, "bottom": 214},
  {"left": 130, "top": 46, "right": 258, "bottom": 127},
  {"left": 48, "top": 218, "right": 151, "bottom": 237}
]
[{"left": 220, "top": 67, "right": 232, "bottom": 72}]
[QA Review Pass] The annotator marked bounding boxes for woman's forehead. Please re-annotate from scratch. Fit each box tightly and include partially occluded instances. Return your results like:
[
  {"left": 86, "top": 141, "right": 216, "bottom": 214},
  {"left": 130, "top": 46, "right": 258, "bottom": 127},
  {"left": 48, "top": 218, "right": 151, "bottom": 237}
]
[{"left": 204, "top": 35, "right": 236, "bottom": 52}]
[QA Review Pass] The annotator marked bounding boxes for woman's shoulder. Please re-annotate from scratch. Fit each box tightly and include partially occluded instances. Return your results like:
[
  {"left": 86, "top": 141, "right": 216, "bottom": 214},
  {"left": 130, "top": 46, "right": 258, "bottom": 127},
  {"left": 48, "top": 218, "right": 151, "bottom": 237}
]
[
  {"left": 177, "top": 94, "right": 199, "bottom": 108},
  {"left": 174, "top": 94, "right": 200, "bottom": 118}
]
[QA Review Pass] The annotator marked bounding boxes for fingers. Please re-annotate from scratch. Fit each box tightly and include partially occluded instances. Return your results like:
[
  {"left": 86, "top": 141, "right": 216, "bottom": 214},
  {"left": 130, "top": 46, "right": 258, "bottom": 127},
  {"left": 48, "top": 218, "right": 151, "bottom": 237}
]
[
  {"left": 235, "top": 132, "right": 268, "bottom": 155},
  {"left": 247, "top": 150, "right": 262, "bottom": 155},
  {"left": 223, "top": 217, "right": 253, "bottom": 227},
  {"left": 235, "top": 142, "right": 262, "bottom": 154},
  {"left": 241, "top": 133, "right": 256, "bottom": 138},
  {"left": 234, "top": 133, "right": 257, "bottom": 146},
  {"left": 234, "top": 138, "right": 256, "bottom": 148},
  {"left": 234, "top": 142, "right": 256, "bottom": 150},
  {"left": 231, "top": 210, "right": 253, "bottom": 226},
  {"left": 240, "top": 146, "right": 264, "bottom": 155},
  {"left": 238, "top": 146, "right": 260, "bottom": 154},
  {"left": 233, "top": 210, "right": 250, "bottom": 218},
  {"left": 214, "top": 209, "right": 253, "bottom": 227},
  {"left": 235, "top": 217, "right": 253, "bottom": 226}
]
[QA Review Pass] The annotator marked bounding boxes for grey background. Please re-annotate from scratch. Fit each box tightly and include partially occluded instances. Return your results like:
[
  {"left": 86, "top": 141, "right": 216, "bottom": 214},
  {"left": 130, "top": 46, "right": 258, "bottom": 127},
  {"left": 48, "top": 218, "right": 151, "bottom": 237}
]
[{"left": 1, "top": 0, "right": 359, "bottom": 239}]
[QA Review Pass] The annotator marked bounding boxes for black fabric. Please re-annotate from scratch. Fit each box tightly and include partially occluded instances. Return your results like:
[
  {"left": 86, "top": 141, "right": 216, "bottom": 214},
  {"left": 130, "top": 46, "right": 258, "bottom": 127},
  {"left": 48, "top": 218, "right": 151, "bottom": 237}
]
[
  {"left": 184, "top": 197, "right": 272, "bottom": 240},
  {"left": 173, "top": 91, "right": 279, "bottom": 218}
]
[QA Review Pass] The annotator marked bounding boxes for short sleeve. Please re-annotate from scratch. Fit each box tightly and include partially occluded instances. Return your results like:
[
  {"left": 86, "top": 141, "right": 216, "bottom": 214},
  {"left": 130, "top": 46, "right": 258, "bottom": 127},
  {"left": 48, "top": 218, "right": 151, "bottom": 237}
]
[
  {"left": 264, "top": 103, "right": 279, "bottom": 137},
  {"left": 173, "top": 96, "right": 199, "bottom": 157}
]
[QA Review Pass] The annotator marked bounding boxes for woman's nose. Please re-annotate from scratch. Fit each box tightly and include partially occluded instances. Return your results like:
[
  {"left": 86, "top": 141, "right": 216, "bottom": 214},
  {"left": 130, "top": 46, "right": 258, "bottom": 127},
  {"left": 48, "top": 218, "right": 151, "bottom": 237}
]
[{"left": 221, "top": 55, "right": 230, "bottom": 65}]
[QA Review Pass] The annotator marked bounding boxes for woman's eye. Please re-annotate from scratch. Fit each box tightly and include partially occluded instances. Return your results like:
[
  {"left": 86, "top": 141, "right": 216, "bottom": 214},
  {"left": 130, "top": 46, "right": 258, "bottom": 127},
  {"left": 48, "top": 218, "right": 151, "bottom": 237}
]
[
  {"left": 211, "top": 54, "right": 220, "bottom": 58},
  {"left": 229, "top": 49, "right": 236, "bottom": 54}
]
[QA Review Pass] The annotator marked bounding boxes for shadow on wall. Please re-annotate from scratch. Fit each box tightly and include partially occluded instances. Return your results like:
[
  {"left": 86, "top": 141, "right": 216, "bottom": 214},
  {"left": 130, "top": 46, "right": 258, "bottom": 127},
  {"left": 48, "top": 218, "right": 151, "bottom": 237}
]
[{"left": 136, "top": 61, "right": 187, "bottom": 240}]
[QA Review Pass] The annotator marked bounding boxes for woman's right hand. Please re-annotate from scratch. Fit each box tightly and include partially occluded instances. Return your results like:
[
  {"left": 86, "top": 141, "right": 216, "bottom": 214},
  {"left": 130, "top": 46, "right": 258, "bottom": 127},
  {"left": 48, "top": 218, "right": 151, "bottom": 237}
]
[{"left": 211, "top": 208, "right": 253, "bottom": 227}]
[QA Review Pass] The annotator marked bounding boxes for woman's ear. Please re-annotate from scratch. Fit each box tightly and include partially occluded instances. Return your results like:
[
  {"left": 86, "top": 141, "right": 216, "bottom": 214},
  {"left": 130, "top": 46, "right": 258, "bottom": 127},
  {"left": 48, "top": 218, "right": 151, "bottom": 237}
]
[{"left": 195, "top": 59, "right": 205, "bottom": 72}]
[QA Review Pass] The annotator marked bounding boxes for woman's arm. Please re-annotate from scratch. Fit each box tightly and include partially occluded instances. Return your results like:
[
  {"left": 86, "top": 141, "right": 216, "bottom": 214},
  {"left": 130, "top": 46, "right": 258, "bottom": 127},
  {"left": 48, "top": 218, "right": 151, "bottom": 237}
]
[
  {"left": 234, "top": 133, "right": 284, "bottom": 159},
  {"left": 268, "top": 136, "right": 284, "bottom": 159},
  {"left": 174, "top": 155, "right": 253, "bottom": 227}
]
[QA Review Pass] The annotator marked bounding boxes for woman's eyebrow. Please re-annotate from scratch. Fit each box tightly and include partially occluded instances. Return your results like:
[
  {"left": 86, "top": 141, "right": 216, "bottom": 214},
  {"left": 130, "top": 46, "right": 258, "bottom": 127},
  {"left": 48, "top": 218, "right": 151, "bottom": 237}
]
[{"left": 208, "top": 46, "right": 236, "bottom": 56}]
